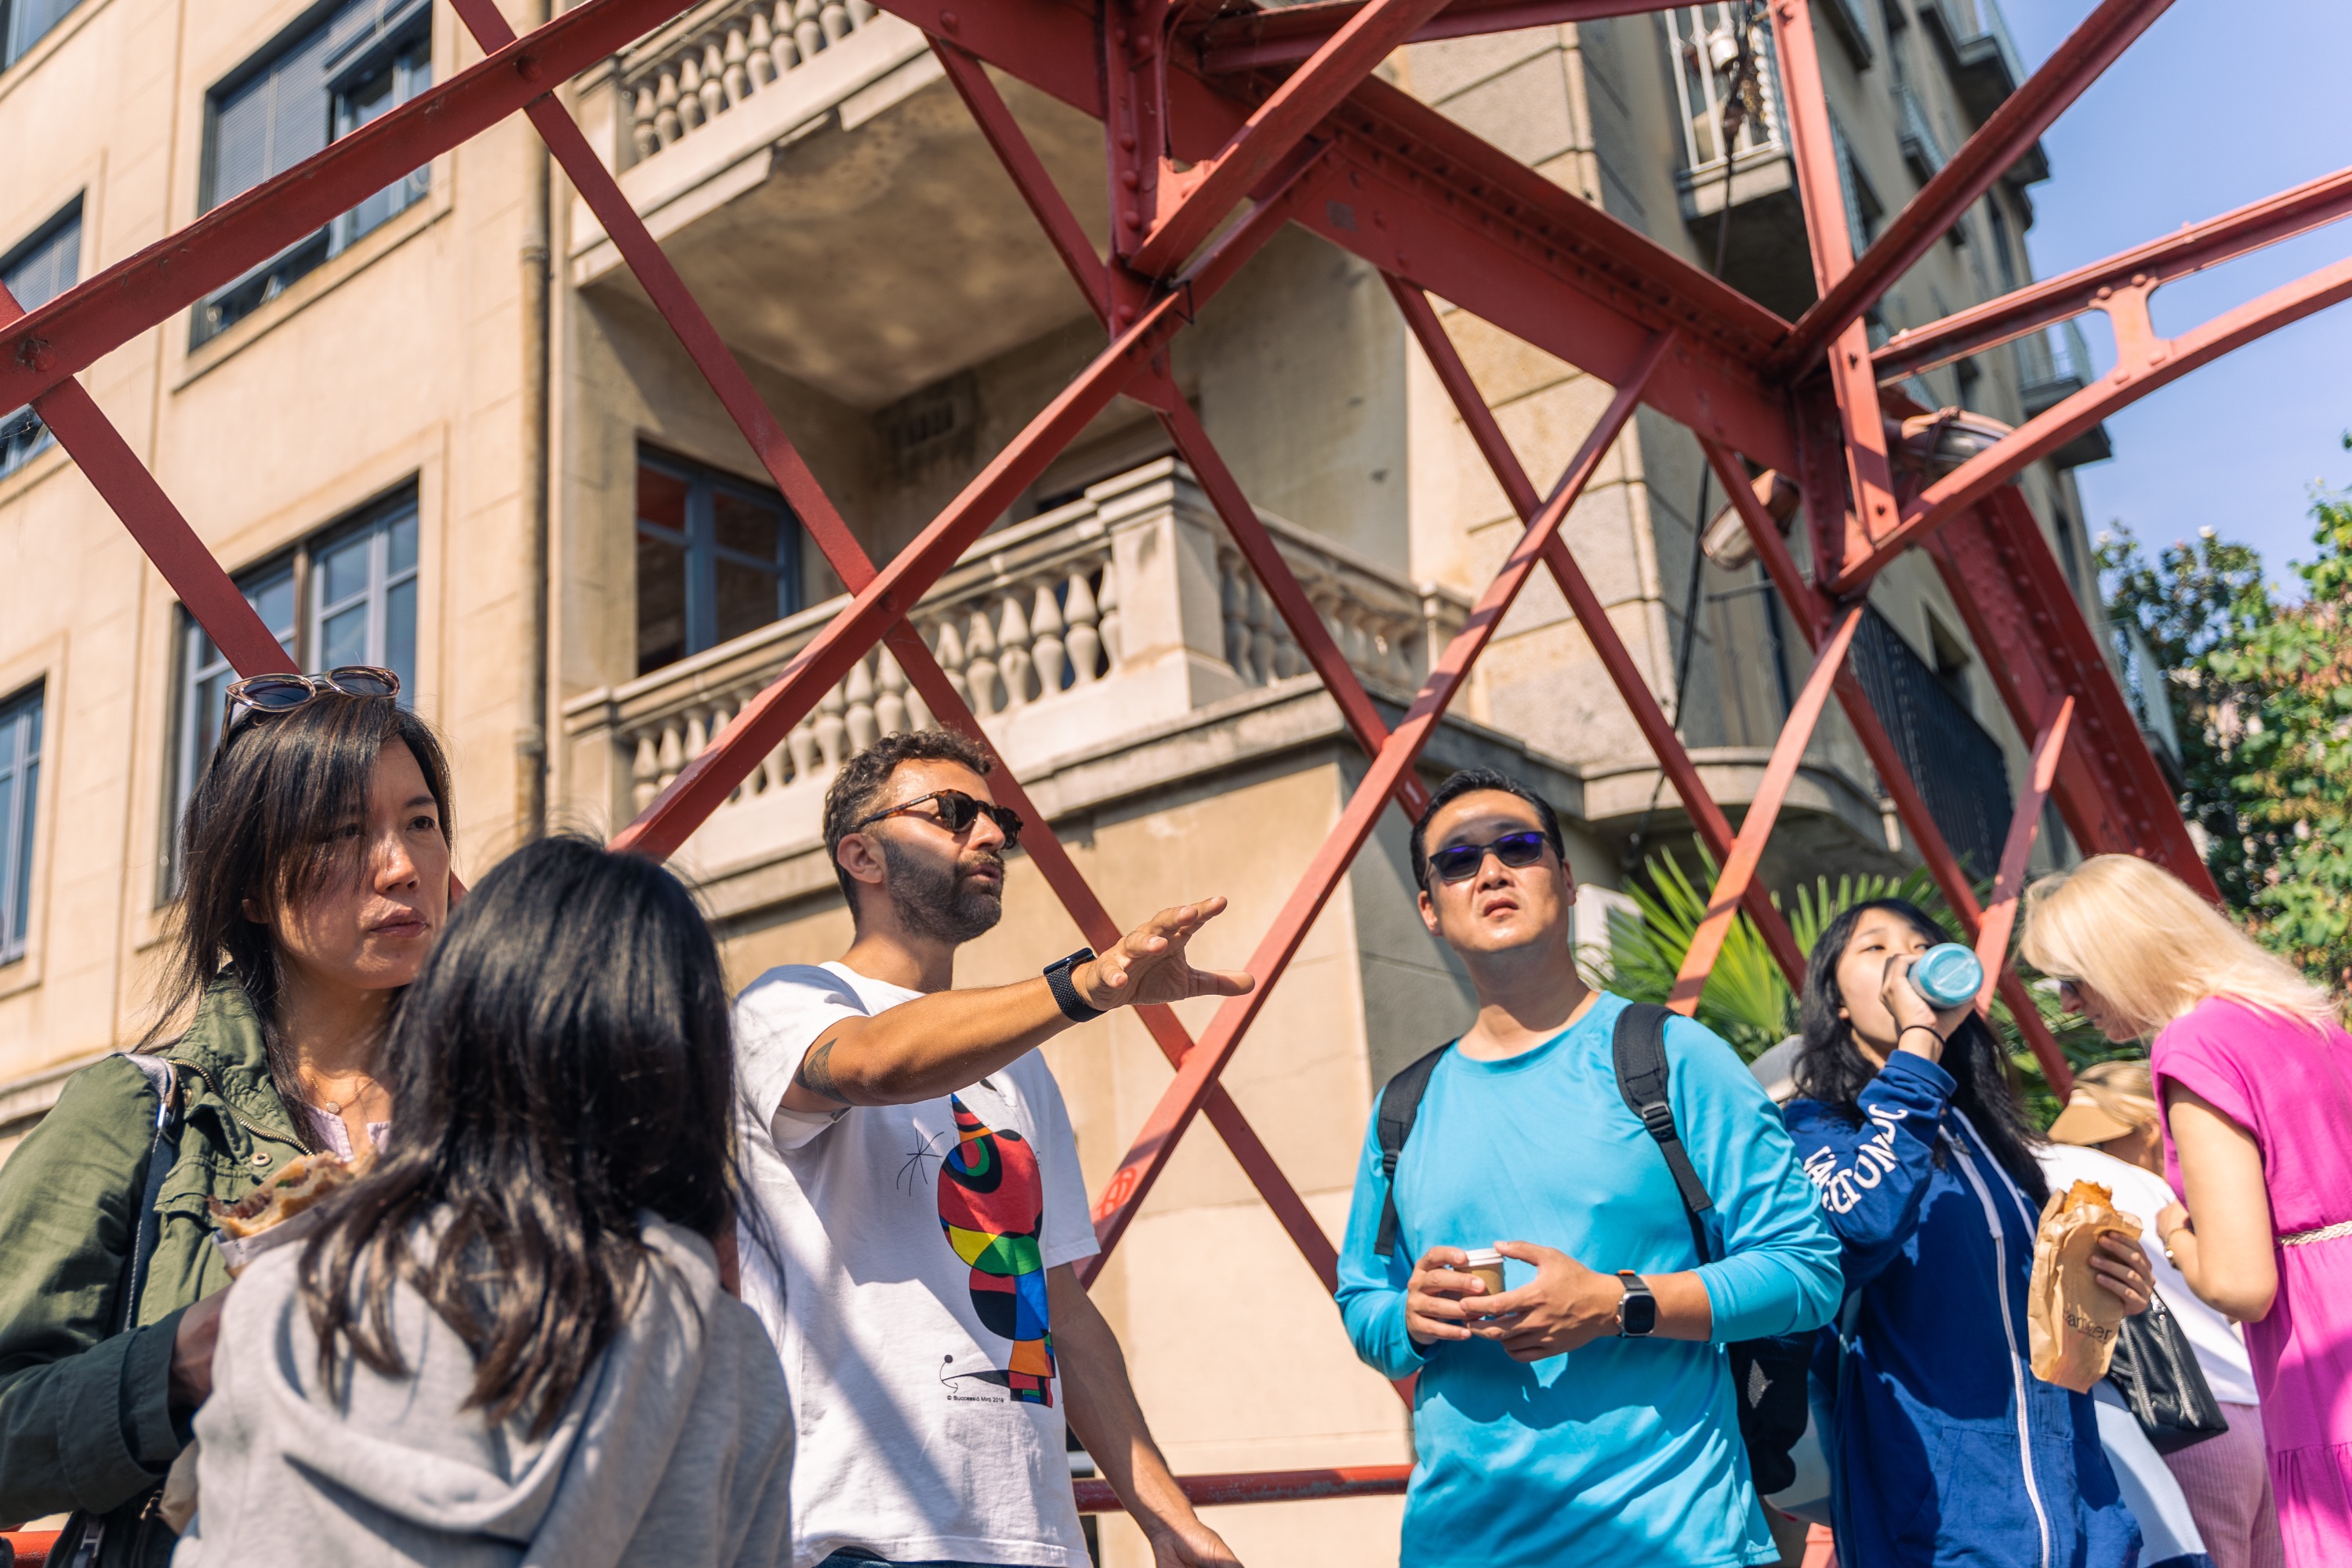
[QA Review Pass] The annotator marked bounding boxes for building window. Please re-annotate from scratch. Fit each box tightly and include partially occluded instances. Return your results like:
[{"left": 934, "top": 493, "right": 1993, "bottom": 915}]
[
  {"left": 1828, "top": 113, "right": 1883, "bottom": 255},
  {"left": 0, "top": 682, "right": 40, "bottom": 964},
  {"left": 2, "top": 0, "right": 81, "bottom": 67},
  {"left": 0, "top": 201, "right": 81, "bottom": 481},
  {"left": 636, "top": 449, "right": 802, "bottom": 676},
  {"left": 194, "top": 0, "right": 431, "bottom": 346},
  {"left": 167, "top": 491, "right": 417, "bottom": 891}
]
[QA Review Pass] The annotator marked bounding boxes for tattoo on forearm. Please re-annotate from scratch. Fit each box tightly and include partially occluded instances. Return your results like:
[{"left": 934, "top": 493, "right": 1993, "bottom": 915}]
[{"left": 797, "top": 1040, "right": 847, "bottom": 1103}]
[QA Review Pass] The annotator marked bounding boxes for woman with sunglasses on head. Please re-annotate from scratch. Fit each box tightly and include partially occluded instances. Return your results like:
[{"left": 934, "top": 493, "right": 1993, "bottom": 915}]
[
  {"left": 0, "top": 668, "right": 452, "bottom": 1568},
  {"left": 1783, "top": 898, "right": 2155, "bottom": 1568},
  {"left": 2023, "top": 855, "right": 2352, "bottom": 1568},
  {"left": 173, "top": 835, "right": 792, "bottom": 1568}
]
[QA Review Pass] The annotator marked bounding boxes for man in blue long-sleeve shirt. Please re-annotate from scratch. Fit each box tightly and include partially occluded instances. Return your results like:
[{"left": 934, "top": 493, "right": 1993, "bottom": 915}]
[{"left": 1337, "top": 768, "right": 1841, "bottom": 1567}]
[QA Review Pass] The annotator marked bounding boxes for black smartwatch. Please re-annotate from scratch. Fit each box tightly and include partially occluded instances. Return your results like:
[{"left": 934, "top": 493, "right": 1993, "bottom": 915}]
[
  {"left": 1615, "top": 1271, "right": 1657, "bottom": 1338},
  {"left": 1044, "top": 947, "right": 1104, "bottom": 1023}
]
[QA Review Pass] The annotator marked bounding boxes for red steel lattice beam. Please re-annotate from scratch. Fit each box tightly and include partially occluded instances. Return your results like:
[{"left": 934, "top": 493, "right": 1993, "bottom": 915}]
[
  {"left": 1871, "top": 162, "right": 2352, "bottom": 383},
  {"left": 1385, "top": 276, "right": 1812, "bottom": 991},
  {"left": 445, "top": 0, "right": 1347, "bottom": 1295},
  {"left": 24, "top": 0, "right": 2312, "bottom": 1515},
  {"left": 1770, "top": 0, "right": 2178, "bottom": 378},
  {"left": 1080, "top": 331, "right": 1671, "bottom": 1275},
  {"left": 1700, "top": 441, "right": 2075, "bottom": 1093}
]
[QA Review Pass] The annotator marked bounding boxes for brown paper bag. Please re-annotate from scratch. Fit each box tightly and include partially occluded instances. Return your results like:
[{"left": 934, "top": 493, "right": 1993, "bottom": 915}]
[{"left": 2027, "top": 1179, "right": 2143, "bottom": 1392}]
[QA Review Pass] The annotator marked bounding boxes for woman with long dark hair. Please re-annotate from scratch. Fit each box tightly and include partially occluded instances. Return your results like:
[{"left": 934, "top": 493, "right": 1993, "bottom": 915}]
[
  {"left": 1784, "top": 898, "right": 2155, "bottom": 1567},
  {"left": 172, "top": 836, "right": 791, "bottom": 1566},
  {"left": 0, "top": 672, "right": 450, "bottom": 1568}
]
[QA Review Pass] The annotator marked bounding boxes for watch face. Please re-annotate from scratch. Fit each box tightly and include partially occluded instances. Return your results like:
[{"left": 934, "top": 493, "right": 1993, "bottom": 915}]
[{"left": 1619, "top": 1279, "right": 1657, "bottom": 1336}]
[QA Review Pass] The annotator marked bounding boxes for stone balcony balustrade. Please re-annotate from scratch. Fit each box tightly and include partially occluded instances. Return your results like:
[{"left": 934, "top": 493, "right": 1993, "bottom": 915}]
[
  {"left": 615, "top": 0, "right": 884, "bottom": 164},
  {"left": 562, "top": 459, "right": 1468, "bottom": 880}
]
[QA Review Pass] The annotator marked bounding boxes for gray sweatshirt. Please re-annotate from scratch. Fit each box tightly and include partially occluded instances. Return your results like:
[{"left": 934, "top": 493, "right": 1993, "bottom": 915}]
[{"left": 172, "top": 1216, "right": 791, "bottom": 1568}]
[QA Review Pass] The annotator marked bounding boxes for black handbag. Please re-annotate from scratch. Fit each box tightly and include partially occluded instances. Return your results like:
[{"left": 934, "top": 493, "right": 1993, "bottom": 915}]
[{"left": 2106, "top": 1290, "right": 2230, "bottom": 1454}]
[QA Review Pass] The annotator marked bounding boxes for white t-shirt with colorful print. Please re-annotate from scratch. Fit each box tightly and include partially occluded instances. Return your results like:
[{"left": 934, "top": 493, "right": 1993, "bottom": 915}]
[{"left": 732, "top": 961, "right": 1099, "bottom": 1568}]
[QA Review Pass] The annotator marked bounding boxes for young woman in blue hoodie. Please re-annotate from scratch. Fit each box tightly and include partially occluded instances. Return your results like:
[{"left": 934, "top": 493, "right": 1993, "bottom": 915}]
[{"left": 1784, "top": 898, "right": 2156, "bottom": 1568}]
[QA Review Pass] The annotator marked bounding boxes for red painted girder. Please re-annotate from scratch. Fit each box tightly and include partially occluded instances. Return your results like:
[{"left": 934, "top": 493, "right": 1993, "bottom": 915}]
[
  {"left": 1194, "top": 0, "right": 1664, "bottom": 74},
  {"left": 1668, "top": 604, "right": 1864, "bottom": 1014},
  {"left": 1973, "top": 699, "right": 2073, "bottom": 1010},
  {"left": 1073, "top": 1463, "right": 1410, "bottom": 1512},
  {"left": 2, "top": 290, "right": 294, "bottom": 679},
  {"left": 1922, "top": 486, "right": 2215, "bottom": 899},
  {"left": 926, "top": 42, "right": 1426, "bottom": 817},
  {"left": 1770, "top": 0, "right": 2177, "bottom": 379},
  {"left": 611, "top": 151, "right": 1328, "bottom": 861},
  {"left": 873, "top": 0, "right": 1801, "bottom": 471},
  {"left": 1835, "top": 249, "right": 2352, "bottom": 592},
  {"left": 1126, "top": 0, "right": 1454, "bottom": 276},
  {"left": 0, "top": 0, "right": 691, "bottom": 412},
  {"left": 437, "top": 0, "right": 1348, "bottom": 1291},
  {"left": 1387, "top": 278, "right": 1809, "bottom": 987},
  {"left": 1874, "top": 162, "right": 2352, "bottom": 383},
  {"left": 1698, "top": 439, "right": 2073, "bottom": 1086},
  {"left": 1079, "top": 332, "right": 1672, "bottom": 1274},
  {"left": 1767, "top": 0, "right": 1897, "bottom": 568}
]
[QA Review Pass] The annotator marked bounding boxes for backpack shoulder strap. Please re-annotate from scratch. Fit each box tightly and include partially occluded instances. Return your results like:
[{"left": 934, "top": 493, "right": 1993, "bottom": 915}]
[
  {"left": 1611, "top": 1003, "right": 1716, "bottom": 1262},
  {"left": 1371, "top": 1044, "right": 1450, "bottom": 1260},
  {"left": 114, "top": 1053, "right": 184, "bottom": 1335}
]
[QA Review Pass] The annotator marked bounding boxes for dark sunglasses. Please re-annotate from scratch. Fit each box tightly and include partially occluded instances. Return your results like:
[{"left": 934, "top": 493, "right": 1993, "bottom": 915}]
[
  {"left": 1425, "top": 829, "right": 1553, "bottom": 884},
  {"left": 223, "top": 666, "right": 401, "bottom": 735},
  {"left": 855, "top": 788, "right": 1024, "bottom": 848}
]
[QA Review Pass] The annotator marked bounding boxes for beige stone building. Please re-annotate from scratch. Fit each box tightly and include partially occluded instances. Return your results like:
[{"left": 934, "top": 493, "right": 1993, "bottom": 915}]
[{"left": 0, "top": 0, "right": 2140, "bottom": 1560}]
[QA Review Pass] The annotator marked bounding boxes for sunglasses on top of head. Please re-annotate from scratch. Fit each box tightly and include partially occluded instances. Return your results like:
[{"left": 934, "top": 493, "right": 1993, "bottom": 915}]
[
  {"left": 1425, "top": 829, "right": 1553, "bottom": 885},
  {"left": 855, "top": 789, "right": 1024, "bottom": 849},
  {"left": 222, "top": 666, "right": 401, "bottom": 737}
]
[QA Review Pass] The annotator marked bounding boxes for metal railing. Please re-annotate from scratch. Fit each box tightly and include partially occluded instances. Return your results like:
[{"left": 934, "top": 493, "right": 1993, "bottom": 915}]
[
  {"left": 1849, "top": 607, "right": 2015, "bottom": 877},
  {"left": 1666, "top": 4, "right": 1788, "bottom": 180},
  {"left": 2015, "top": 317, "right": 2097, "bottom": 416},
  {"left": 564, "top": 459, "right": 1468, "bottom": 843}
]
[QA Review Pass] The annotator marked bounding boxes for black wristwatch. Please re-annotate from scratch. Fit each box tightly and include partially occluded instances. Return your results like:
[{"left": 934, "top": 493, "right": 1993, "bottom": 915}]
[
  {"left": 1044, "top": 947, "right": 1104, "bottom": 1023},
  {"left": 1615, "top": 1271, "right": 1657, "bottom": 1338}
]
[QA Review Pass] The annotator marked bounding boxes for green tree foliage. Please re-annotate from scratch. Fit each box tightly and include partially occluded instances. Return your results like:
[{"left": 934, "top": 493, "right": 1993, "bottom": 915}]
[{"left": 2100, "top": 450, "right": 2352, "bottom": 991}]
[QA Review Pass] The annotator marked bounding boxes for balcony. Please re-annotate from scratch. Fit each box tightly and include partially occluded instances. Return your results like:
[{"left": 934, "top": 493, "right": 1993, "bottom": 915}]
[
  {"left": 1920, "top": 0, "right": 2048, "bottom": 181},
  {"left": 1849, "top": 606, "right": 2014, "bottom": 877},
  {"left": 568, "top": 0, "right": 1110, "bottom": 408},
  {"left": 2013, "top": 318, "right": 2114, "bottom": 466},
  {"left": 564, "top": 459, "right": 1468, "bottom": 881},
  {"left": 1666, "top": 3, "right": 1816, "bottom": 318}
]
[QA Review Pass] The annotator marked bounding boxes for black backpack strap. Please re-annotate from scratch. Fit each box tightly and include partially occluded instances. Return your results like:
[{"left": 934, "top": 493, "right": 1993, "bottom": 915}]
[
  {"left": 1612, "top": 1004, "right": 1716, "bottom": 1264},
  {"left": 1371, "top": 1044, "right": 1450, "bottom": 1260},
  {"left": 115, "top": 1054, "right": 184, "bottom": 1335}
]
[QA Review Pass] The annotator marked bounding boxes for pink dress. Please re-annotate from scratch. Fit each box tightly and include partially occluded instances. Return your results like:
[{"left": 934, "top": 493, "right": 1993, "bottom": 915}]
[{"left": 2154, "top": 996, "right": 2352, "bottom": 1567}]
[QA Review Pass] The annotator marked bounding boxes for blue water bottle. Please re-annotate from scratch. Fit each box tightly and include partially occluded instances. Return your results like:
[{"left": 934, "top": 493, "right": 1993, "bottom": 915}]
[{"left": 1910, "top": 942, "right": 1984, "bottom": 1008}]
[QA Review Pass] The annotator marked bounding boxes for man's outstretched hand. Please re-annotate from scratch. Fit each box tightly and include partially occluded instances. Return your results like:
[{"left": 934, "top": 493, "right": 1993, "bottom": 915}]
[{"left": 1077, "top": 898, "right": 1254, "bottom": 1011}]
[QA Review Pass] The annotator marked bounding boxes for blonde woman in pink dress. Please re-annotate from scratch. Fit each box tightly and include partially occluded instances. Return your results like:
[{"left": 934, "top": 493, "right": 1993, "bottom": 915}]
[{"left": 2025, "top": 855, "right": 2352, "bottom": 1568}]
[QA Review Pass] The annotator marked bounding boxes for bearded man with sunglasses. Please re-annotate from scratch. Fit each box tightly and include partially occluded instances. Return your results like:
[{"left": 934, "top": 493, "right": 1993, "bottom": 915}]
[
  {"left": 731, "top": 730, "right": 1254, "bottom": 1568},
  {"left": 1334, "top": 768, "right": 1839, "bottom": 1568}
]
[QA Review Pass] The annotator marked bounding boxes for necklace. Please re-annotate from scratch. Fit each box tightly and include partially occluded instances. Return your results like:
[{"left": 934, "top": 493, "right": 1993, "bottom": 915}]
[{"left": 310, "top": 1072, "right": 380, "bottom": 1120}]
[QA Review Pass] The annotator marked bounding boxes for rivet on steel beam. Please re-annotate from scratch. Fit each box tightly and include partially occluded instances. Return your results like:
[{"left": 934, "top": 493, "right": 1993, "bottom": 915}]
[
  {"left": 939, "top": 9, "right": 959, "bottom": 29},
  {"left": 1120, "top": 170, "right": 1139, "bottom": 191},
  {"left": 1119, "top": 131, "right": 1137, "bottom": 151}
]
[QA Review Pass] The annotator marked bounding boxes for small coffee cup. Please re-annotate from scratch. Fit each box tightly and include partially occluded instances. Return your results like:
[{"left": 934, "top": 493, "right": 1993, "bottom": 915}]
[{"left": 1459, "top": 1247, "right": 1506, "bottom": 1300}]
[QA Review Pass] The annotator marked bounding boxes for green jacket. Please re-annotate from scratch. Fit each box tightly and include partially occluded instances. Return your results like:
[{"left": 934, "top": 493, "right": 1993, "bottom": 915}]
[{"left": 0, "top": 978, "right": 305, "bottom": 1568}]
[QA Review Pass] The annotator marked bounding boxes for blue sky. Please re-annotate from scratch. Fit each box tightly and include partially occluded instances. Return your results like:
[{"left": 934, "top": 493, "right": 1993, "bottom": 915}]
[{"left": 1998, "top": 0, "right": 2352, "bottom": 598}]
